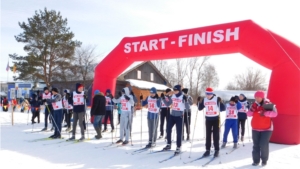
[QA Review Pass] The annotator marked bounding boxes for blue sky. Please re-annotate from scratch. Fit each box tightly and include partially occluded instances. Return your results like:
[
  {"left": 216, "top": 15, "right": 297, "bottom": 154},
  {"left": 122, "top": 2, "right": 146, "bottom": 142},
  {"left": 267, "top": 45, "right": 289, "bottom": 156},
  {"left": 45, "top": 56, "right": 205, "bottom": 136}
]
[{"left": 1, "top": 0, "right": 299, "bottom": 89}]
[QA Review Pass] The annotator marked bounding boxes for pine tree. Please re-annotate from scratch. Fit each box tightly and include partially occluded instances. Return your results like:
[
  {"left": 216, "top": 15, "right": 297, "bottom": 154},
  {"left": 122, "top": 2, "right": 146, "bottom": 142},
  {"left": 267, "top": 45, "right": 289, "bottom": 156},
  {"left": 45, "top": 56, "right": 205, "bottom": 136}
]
[{"left": 9, "top": 8, "right": 81, "bottom": 87}]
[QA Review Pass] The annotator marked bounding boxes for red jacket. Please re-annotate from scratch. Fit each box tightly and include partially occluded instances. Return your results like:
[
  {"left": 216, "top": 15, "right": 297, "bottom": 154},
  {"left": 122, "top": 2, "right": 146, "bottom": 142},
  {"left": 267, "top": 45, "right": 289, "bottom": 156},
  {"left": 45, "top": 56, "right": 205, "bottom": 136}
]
[{"left": 247, "top": 100, "right": 277, "bottom": 130}]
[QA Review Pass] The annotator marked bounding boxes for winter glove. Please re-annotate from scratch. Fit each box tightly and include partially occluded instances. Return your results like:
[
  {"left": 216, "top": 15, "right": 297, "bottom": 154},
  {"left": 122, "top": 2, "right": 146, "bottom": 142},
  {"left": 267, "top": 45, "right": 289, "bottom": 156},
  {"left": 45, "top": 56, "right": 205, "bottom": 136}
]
[
  {"left": 197, "top": 96, "right": 201, "bottom": 102},
  {"left": 118, "top": 91, "right": 122, "bottom": 97},
  {"left": 109, "top": 94, "right": 114, "bottom": 99},
  {"left": 234, "top": 95, "right": 239, "bottom": 103},
  {"left": 84, "top": 95, "right": 88, "bottom": 99},
  {"left": 217, "top": 97, "right": 222, "bottom": 103},
  {"left": 160, "top": 93, "right": 165, "bottom": 98},
  {"left": 124, "top": 95, "right": 130, "bottom": 101},
  {"left": 183, "top": 95, "right": 187, "bottom": 102},
  {"left": 140, "top": 95, "right": 143, "bottom": 100},
  {"left": 154, "top": 93, "right": 159, "bottom": 99}
]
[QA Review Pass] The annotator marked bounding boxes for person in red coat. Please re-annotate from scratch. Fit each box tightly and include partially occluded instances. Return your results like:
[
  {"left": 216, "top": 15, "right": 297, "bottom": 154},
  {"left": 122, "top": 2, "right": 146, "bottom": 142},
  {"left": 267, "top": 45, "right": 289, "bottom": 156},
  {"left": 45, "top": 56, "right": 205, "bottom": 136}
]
[{"left": 247, "top": 90, "right": 278, "bottom": 167}]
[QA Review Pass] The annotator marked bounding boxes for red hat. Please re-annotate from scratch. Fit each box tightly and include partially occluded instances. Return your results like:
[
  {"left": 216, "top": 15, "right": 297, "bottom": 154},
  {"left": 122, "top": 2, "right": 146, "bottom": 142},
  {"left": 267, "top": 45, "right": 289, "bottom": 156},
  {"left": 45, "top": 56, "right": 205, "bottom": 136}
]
[
  {"left": 78, "top": 84, "right": 84, "bottom": 89},
  {"left": 205, "top": 87, "right": 213, "bottom": 95},
  {"left": 254, "top": 90, "right": 265, "bottom": 99}
]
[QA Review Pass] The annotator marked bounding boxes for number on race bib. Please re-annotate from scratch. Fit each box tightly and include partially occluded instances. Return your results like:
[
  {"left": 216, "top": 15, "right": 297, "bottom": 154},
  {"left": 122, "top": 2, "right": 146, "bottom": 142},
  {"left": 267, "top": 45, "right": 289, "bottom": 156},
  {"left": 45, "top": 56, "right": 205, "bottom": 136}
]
[{"left": 208, "top": 106, "right": 213, "bottom": 111}]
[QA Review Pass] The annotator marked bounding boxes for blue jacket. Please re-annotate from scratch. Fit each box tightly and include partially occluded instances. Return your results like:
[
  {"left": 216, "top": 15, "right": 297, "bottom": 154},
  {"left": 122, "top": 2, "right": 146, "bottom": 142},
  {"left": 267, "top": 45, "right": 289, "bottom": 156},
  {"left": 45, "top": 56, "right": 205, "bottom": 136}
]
[
  {"left": 105, "top": 96, "right": 114, "bottom": 111},
  {"left": 142, "top": 96, "right": 161, "bottom": 119}
]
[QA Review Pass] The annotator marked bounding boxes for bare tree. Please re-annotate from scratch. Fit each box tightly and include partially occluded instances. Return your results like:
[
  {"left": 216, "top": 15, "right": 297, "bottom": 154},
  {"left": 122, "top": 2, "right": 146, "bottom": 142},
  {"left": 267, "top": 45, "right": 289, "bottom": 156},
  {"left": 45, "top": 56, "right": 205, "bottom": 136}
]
[
  {"left": 200, "top": 63, "right": 219, "bottom": 94},
  {"left": 175, "top": 59, "right": 189, "bottom": 85},
  {"left": 152, "top": 60, "right": 176, "bottom": 86},
  {"left": 226, "top": 67, "right": 267, "bottom": 90},
  {"left": 193, "top": 57, "right": 210, "bottom": 97},
  {"left": 73, "top": 45, "right": 99, "bottom": 88}
]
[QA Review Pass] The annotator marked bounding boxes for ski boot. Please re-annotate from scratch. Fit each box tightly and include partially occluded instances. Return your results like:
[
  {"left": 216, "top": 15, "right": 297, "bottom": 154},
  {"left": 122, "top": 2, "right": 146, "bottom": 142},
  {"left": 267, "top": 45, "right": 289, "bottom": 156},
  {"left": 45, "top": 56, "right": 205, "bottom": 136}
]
[
  {"left": 41, "top": 127, "right": 47, "bottom": 131},
  {"left": 162, "top": 144, "right": 171, "bottom": 151},
  {"left": 174, "top": 147, "right": 181, "bottom": 155},
  {"left": 203, "top": 150, "right": 210, "bottom": 157},
  {"left": 116, "top": 139, "right": 123, "bottom": 144},
  {"left": 78, "top": 136, "right": 85, "bottom": 141},
  {"left": 214, "top": 150, "right": 219, "bottom": 157},
  {"left": 221, "top": 142, "right": 226, "bottom": 149},
  {"left": 122, "top": 140, "right": 129, "bottom": 145},
  {"left": 233, "top": 143, "right": 238, "bottom": 149},
  {"left": 67, "top": 136, "right": 76, "bottom": 141},
  {"left": 262, "top": 161, "right": 267, "bottom": 166}
]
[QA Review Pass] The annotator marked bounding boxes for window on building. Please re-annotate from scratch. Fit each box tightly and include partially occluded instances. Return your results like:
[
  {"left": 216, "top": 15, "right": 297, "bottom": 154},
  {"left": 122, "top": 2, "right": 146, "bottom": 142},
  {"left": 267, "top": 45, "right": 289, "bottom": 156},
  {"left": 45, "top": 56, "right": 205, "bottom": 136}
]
[
  {"left": 137, "top": 70, "right": 141, "bottom": 79},
  {"left": 150, "top": 73, "right": 154, "bottom": 81}
]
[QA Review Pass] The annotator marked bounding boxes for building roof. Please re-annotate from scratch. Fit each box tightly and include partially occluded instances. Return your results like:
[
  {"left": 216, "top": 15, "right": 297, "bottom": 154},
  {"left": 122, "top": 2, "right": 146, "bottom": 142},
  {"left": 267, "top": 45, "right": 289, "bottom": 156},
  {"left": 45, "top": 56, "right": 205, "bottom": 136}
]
[
  {"left": 126, "top": 79, "right": 170, "bottom": 91},
  {"left": 118, "top": 61, "right": 171, "bottom": 86}
]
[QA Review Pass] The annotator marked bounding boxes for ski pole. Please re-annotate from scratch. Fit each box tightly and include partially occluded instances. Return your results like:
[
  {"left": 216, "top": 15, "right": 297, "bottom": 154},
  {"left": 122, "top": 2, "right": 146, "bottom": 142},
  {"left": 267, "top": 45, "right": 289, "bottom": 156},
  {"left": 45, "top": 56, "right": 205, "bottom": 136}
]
[
  {"left": 186, "top": 109, "right": 191, "bottom": 143},
  {"left": 189, "top": 106, "right": 199, "bottom": 158},
  {"left": 140, "top": 101, "right": 143, "bottom": 147},
  {"left": 111, "top": 106, "right": 114, "bottom": 144},
  {"left": 180, "top": 108, "right": 185, "bottom": 160},
  {"left": 247, "top": 118, "right": 251, "bottom": 142},
  {"left": 46, "top": 105, "right": 62, "bottom": 138},
  {"left": 27, "top": 107, "right": 30, "bottom": 125},
  {"left": 150, "top": 99, "right": 161, "bottom": 152},
  {"left": 84, "top": 98, "right": 89, "bottom": 140}
]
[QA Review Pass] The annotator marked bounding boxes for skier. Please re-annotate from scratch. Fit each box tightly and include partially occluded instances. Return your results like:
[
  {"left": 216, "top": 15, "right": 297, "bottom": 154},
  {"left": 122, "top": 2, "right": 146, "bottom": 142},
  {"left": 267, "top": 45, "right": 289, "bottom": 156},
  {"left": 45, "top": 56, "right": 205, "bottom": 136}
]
[
  {"left": 182, "top": 88, "right": 193, "bottom": 141},
  {"left": 237, "top": 94, "right": 250, "bottom": 142},
  {"left": 141, "top": 87, "right": 161, "bottom": 148},
  {"left": 2, "top": 97, "right": 8, "bottom": 112},
  {"left": 197, "top": 87, "right": 225, "bottom": 157},
  {"left": 48, "top": 88, "right": 63, "bottom": 139},
  {"left": 67, "top": 83, "right": 88, "bottom": 141},
  {"left": 11, "top": 97, "right": 17, "bottom": 112},
  {"left": 129, "top": 88, "right": 137, "bottom": 135},
  {"left": 158, "top": 88, "right": 171, "bottom": 139},
  {"left": 62, "top": 89, "right": 73, "bottom": 132},
  {"left": 116, "top": 91, "right": 122, "bottom": 125},
  {"left": 29, "top": 93, "right": 41, "bottom": 124},
  {"left": 91, "top": 90, "right": 106, "bottom": 139},
  {"left": 103, "top": 89, "right": 114, "bottom": 132},
  {"left": 247, "top": 90, "right": 277, "bottom": 166},
  {"left": 221, "top": 96, "right": 242, "bottom": 148},
  {"left": 162, "top": 84, "right": 186, "bottom": 155},
  {"left": 41, "top": 87, "right": 53, "bottom": 131},
  {"left": 112, "top": 87, "right": 134, "bottom": 145}
]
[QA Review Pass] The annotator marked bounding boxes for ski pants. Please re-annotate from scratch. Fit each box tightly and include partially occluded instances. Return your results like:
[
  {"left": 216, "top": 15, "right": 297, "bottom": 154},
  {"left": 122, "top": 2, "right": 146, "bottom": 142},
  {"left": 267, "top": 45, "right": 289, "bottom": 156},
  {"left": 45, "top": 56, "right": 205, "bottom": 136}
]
[
  {"left": 72, "top": 112, "right": 85, "bottom": 136},
  {"left": 148, "top": 117, "right": 159, "bottom": 143},
  {"left": 160, "top": 108, "right": 170, "bottom": 136},
  {"left": 238, "top": 119, "right": 246, "bottom": 137},
  {"left": 63, "top": 109, "right": 73, "bottom": 128},
  {"left": 166, "top": 115, "right": 183, "bottom": 148},
  {"left": 104, "top": 110, "right": 114, "bottom": 130},
  {"left": 252, "top": 130, "right": 272, "bottom": 164},
  {"left": 183, "top": 109, "right": 191, "bottom": 137},
  {"left": 223, "top": 119, "right": 238, "bottom": 143},
  {"left": 205, "top": 119, "right": 220, "bottom": 151},
  {"left": 31, "top": 107, "right": 40, "bottom": 123},
  {"left": 120, "top": 111, "right": 131, "bottom": 141},
  {"left": 53, "top": 109, "right": 63, "bottom": 136}
]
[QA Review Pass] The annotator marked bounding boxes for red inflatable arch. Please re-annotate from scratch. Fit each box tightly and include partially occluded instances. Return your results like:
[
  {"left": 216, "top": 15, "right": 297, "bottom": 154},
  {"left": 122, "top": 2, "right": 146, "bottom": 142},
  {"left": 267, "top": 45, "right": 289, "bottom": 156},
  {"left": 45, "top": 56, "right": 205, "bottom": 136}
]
[{"left": 94, "top": 20, "right": 300, "bottom": 145}]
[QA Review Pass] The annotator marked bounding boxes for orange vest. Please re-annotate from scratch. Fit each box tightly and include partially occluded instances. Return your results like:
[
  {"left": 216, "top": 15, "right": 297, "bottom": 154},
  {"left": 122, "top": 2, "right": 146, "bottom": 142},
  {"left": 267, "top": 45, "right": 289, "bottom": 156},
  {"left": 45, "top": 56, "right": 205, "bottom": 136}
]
[{"left": 251, "top": 110, "right": 272, "bottom": 130}]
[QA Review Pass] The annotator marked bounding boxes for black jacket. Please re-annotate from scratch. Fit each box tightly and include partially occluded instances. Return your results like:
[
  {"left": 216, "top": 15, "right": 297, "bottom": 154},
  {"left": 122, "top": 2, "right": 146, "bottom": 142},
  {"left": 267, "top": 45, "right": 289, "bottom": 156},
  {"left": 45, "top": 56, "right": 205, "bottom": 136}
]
[
  {"left": 71, "top": 83, "right": 88, "bottom": 113},
  {"left": 91, "top": 94, "right": 106, "bottom": 116}
]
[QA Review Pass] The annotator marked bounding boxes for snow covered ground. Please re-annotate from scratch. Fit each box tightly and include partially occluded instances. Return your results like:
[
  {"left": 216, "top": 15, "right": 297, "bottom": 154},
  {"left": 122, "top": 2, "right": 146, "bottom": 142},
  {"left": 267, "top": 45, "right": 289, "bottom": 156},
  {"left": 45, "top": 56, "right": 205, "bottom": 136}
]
[{"left": 1, "top": 106, "right": 299, "bottom": 169}]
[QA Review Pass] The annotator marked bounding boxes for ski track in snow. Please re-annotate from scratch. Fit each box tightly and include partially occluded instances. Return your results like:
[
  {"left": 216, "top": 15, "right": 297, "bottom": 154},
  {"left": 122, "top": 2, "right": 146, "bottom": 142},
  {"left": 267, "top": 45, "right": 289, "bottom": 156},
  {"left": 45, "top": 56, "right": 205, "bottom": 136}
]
[{"left": 0, "top": 106, "right": 299, "bottom": 169}]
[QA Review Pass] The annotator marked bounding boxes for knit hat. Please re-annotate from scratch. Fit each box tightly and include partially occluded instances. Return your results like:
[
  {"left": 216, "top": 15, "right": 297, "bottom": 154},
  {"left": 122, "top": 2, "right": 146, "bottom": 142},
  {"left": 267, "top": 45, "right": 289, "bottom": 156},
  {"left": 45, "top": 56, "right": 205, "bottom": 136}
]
[
  {"left": 43, "top": 87, "right": 49, "bottom": 91},
  {"left": 106, "top": 89, "right": 111, "bottom": 94},
  {"left": 165, "top": 88, "right": 171, "bottom": 93},
  {"left": 173, "top": 85, "right": 181, "bottom": 91},
  {"left": 78, "top": 84, "right": 83, "bottom": 89},
  {"left": 150, "top": 87, "right": 157, "bottom": 94},
  {"left": 254, "top": 90, "right": 265, "bottom": 99},
  {"left": 94, "top": 90, "right": 100, "bottom": 95},
  {"left": 229, "top": 96, "right": 236, "bottom": 102},
  {"left": 64, "top": 89, "right": 70, "bottom": 93},
  {"left": 51, "top": 88, "right": 58, "bottom": 93},
  {"left": 240, "top": 93, "right": 246, "bottom": 98},
  {"left": 182, "top": 88, "right": 188, "bottom": 94},
  {"left": 205, "top": 87, "right": 213, "bottom": 95}
]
